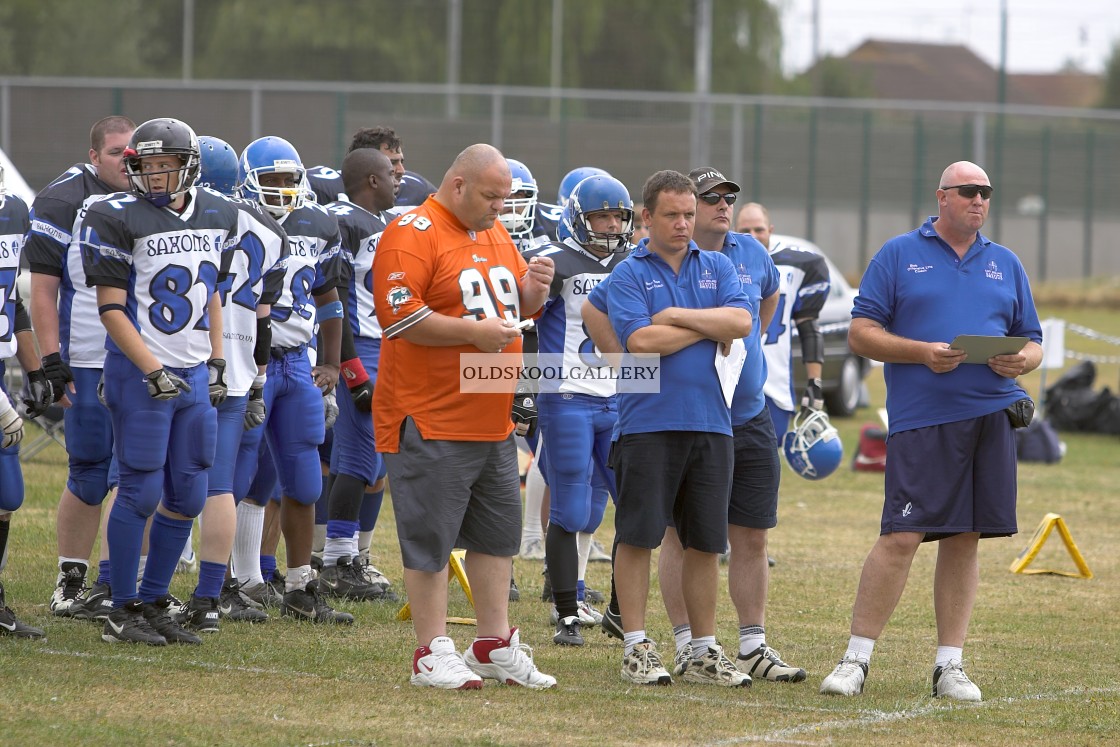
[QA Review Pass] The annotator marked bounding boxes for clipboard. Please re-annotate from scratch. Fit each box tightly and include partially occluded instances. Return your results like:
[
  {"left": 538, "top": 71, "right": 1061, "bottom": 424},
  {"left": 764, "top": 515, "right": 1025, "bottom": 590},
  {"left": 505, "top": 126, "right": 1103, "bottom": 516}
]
[{"left": 949, "top": 335, "right": 1029, "bottom": 362}]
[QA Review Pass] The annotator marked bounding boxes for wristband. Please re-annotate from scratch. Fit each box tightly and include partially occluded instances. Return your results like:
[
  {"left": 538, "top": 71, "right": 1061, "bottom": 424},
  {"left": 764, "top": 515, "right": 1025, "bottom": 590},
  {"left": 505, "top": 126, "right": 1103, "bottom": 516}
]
[
  {"left": 316, "top": 300, "right": 344, "bottom": 322},
  {"left": 340, "top": 358, "right": 370, "bottom": 389}
]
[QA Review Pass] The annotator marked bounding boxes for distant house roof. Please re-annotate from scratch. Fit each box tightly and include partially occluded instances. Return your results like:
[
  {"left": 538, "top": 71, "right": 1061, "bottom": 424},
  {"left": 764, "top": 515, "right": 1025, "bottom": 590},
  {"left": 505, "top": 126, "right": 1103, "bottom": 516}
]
[{"left": 830, "top": 39, "right": 1101, "bottom": 107}]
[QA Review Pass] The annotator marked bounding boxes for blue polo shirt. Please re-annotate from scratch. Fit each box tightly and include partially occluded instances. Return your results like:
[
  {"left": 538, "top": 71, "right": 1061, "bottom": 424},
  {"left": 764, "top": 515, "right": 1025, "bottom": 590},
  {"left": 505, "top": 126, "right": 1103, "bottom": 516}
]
[
  {"left": 605, "top": 239, "right": 752, "bottom": 436},
  {"left": 721, "top": 232, "right": 780, "bottom": 426},
  {"left": 853, "top": 217, "right": 1042, "bottom": 435}
]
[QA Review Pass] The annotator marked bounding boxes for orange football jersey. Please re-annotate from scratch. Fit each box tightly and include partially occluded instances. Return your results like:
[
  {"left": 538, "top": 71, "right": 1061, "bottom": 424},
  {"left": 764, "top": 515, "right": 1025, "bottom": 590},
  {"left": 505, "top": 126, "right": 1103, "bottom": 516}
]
[{"left": 373, "top": 197, "right": 527, "bottom": 452}]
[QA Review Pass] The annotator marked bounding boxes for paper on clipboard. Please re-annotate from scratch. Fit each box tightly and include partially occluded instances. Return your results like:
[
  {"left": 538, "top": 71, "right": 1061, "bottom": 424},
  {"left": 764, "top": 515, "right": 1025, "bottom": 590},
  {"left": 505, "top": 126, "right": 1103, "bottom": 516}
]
[
  {"left": 715, "top": 338, "right": 747, "bottom": 407},
  {"left": 949, "top": 335, "right": 1029, "bottom": 363}
]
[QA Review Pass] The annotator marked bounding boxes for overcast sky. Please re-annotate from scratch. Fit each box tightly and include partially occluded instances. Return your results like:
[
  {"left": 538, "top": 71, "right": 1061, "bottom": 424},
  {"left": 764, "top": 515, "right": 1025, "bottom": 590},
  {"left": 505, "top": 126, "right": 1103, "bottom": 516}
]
[{"left": 780, "top": 0, "right": 1120, "bottom": 76}]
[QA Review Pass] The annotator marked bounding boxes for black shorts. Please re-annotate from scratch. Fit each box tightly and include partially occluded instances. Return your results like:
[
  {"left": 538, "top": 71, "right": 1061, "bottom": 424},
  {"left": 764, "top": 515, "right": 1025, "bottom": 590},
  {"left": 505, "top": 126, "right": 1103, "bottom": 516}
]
[
  {"left": 613, "top": 430, "right": 733, "bottom": 554},
  {"left": 883, "top": 411, "right": 1018, "bottom": 541},
  {"left": 728, "top": 409, "right": 781, "bottom": 529}
]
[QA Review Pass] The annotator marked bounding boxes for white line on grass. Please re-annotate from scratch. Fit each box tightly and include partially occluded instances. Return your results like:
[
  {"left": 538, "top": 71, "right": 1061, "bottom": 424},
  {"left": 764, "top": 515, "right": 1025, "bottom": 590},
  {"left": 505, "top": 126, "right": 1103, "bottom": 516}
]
[{"left": 704, "top": 686, "right": 1120, "bottom": 745}]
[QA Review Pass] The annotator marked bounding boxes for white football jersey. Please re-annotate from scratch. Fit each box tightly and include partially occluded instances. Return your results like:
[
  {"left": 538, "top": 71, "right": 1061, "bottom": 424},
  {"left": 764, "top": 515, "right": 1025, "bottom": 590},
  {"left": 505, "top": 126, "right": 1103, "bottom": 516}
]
[{"left": 0, "top": 193, "right": 29, "bottom": 359}]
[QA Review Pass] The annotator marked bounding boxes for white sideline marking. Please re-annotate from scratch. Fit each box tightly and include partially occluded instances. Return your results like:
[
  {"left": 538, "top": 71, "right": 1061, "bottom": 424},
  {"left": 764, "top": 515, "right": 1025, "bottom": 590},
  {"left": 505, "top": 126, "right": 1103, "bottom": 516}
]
[{"left": 704, "top": 686, "right": 1120, "bottom": 746}]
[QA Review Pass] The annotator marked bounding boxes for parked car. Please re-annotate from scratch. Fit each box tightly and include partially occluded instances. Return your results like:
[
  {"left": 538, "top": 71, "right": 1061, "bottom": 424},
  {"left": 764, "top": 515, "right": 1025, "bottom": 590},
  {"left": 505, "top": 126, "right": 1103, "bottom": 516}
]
[{"left": 771, "top": 234, "right": 871, "bottom": 418}]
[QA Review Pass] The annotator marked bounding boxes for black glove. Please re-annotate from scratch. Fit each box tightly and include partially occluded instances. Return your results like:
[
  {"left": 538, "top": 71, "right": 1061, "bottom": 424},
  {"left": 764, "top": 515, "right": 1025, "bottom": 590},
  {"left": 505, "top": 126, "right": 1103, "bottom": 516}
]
[
  {"left": 41, "top": 352, "right": 73, "bottom": 403},
  {"left": 801, "top": 377, "right": 824, "bottom": 412},
  {"left": 145, "top": 368, "right": 191, "bottom": 400},
  {"left": 22, "top": 368, "right": 55, "bottom": 418},
  {"left": 512, "top": 384, "right": 537, "bottom": 438},
  {"left": 243, "top": 378, "right": 266, "bottom": 430},
  {"left": 207, "top": 358, "right": 228, "bottom": 407}
]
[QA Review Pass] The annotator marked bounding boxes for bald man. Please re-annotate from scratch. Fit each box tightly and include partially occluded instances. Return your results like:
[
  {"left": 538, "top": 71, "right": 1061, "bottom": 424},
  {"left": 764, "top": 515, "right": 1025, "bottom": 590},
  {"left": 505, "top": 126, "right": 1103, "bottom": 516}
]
[
  {"left": 373, "top": 144, "right": 557, "bottom": 690},
  {"left": 820, "top": 161, "right": 1043, "bottom": 702}
]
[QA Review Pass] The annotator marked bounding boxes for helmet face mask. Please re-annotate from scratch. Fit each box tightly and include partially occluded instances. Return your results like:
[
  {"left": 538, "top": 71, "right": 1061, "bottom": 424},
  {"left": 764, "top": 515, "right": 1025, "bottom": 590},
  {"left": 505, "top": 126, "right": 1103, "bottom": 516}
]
[
  {"left": 782, "top": 409, "right": 844, "bottom": 480},
  {"left": 562, "top": 175, "right": 634, "bottom": 254},
  {"left": 238, "top": 136, "right": 309, "bottom": 217},
  {"left": 124, "top": 118, "right": 201, "bottom": 207},
  {"left": 499, "top": 158, "right": 537, "bottom": 239}
]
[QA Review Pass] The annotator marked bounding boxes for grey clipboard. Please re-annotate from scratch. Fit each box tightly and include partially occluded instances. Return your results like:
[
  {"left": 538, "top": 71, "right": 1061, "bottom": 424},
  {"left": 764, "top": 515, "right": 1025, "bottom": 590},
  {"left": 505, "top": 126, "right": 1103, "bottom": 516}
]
[{"left": 949, "top": 335, "right": 1029, "bottom": 363}]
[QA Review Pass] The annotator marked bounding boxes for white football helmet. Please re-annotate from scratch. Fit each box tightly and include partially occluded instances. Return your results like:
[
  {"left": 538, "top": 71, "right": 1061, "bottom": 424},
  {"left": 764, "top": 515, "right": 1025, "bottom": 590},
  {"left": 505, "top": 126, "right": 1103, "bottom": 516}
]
[{"left": 499, "top": 158, "right": 538, "bottom": 239}]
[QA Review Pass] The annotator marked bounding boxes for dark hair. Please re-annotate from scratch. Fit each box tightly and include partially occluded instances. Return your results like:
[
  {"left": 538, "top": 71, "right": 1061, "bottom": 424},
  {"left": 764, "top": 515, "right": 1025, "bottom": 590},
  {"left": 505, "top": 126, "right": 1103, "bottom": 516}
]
[
  {"left": 348, "top": 126, "right": 401, "bottom": 154},
  {"left": 90, "top": 115, "right": 136, "bottom": 152},
  {"left": 642, "top": 170, "right": 696, "bottom": 215}
]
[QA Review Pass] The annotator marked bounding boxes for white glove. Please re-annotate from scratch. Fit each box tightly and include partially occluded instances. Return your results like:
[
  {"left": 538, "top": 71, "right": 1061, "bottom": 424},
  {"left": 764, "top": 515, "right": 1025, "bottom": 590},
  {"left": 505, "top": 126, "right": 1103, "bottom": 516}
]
[
  {"left": 323, "top": 392, "right": 338, "bottom": 430},
  {"left": 0, "top": 394, "right": 24, "bottom": 449}
]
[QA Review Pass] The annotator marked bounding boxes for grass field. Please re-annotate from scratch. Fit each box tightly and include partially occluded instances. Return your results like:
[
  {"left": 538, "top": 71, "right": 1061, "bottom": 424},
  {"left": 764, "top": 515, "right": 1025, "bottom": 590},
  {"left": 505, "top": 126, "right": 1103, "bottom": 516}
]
[{"left": 1, "top": 303, "right": 1118, "bottom": 746}]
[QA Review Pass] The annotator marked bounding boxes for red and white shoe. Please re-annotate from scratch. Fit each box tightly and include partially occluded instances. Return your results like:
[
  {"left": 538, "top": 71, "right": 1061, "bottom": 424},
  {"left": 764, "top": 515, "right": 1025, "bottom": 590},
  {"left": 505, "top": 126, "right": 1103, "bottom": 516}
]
[
  {"left": 411, "top": 636, "right": 483, "bottom": 690},
  {"left": 465, "top": 628, "right": 557, "bottom": 690}
]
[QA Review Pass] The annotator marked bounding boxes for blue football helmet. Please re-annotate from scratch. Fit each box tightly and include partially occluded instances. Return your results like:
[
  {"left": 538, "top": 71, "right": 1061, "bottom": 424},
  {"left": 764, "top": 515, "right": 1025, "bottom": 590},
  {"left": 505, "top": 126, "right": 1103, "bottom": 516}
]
[
  {"left": 499, "top": 158, "right": 538, "bottom": 239},
  {"left": 238, "top": 136, "right": 308, "bottom": 217},
  {"left": 562, "top": 175, "right": 634, "bottom": 253},
  {"left": 197, "top": 136, "right": 239, "bottom": 196},
  {"left": 782, "top": 409, "right": 844, "bottom": 480},
  {"left": 123, "top": 118, "right": 201, "bottom": 207},
  {"left": 557, "top": 166, "right": 609, "bottom": 206}
]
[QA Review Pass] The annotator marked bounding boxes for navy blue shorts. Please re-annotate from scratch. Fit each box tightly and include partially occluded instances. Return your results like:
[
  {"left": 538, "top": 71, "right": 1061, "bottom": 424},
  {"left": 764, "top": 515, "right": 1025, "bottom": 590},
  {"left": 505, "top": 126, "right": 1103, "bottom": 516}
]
[
  {"left": 613, "top": 430, "right": 732, "bottom": 553},
  {"left": 728, "top": 409, "right": 781, "bottom": 529},
  {"left": 883, "top": 411, "right": 1018, "bottom": 541}
]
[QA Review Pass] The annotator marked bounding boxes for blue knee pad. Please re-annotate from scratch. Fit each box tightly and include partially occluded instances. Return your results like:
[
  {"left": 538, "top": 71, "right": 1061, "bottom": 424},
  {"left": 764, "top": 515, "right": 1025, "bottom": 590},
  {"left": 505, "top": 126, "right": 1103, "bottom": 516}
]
[
  {"left": 114, "top": 406, "right": 174, "bottom": 516},
  {"left": 162, "top": 399, "right": 217, "bottom": 518},
  {"left": 63, "top": 368, "right": 114, "bottom": 505},
  {"left": 243, "top": 432, "right": 279, "bottom": 505},
  {"left": 0, "top": 446, "right": 24, "bottom": 512},
  {"left": 209, "top": 395, "right": 247, "bottom": 497},
  {"left": 264, "top": 370, "right": 325, "bottom": 506}
]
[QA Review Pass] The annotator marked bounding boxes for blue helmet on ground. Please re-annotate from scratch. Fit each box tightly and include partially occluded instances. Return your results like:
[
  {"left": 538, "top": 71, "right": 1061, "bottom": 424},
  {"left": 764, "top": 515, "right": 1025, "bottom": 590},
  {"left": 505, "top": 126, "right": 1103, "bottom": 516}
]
[
  {"left": 238, "top": 136, "right": 308, "bottom": 217},
  {"left": 782, "top": 409, "right": 844, "bottom": 480},
  {"left": 197, "top": 136, "right": 239, "bottom": 196},
  {"left": 499, "top": 158, "right": 538, "bottom": 239},
  {"left": 562, "top": 175, "right": 634, "bottom": 253},
  {"left": 557, "top": 166, "right": 608, "bottom": 206}
]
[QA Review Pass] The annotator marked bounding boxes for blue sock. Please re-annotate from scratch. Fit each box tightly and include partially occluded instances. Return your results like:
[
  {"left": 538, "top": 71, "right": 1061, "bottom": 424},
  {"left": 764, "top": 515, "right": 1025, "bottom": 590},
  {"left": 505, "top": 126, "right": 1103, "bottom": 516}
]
[
  {"left": 576, "top": 578, "right": 586, "bottom": 602},
  {"left": 260, "top": 554, "right": 277, "bottom": 580},
  {"left": 358, "top": 488, "right": 384, "bottom": 533},
  {"left": 97, "top": 559, "right": 112, "bottom": 587},
  {"left": 107, "top": 502, "right": 148, "bottom": 607},
  {"left": 139, "top": 513, "right": 192, "bottom": 603},
  {"left": 326, "top": 518, "right": 359, "bottom": 540},
  {"left": 196, "top": 560, "right": 228, "bottom": 599}
]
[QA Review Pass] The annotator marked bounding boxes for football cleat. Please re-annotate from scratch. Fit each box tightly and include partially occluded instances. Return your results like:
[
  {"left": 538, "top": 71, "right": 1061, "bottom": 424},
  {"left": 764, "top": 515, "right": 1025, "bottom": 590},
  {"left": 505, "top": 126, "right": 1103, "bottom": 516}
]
[
  {"left": 102, "top": 600, "right": 166, "bottom": 646},
  {"left": 318, "top": 555, "right": 385, "bottom": 602},
  {"left": 141, "top": 597, "right": 202, "bottom": 644},
  {"left": 0, "top": 583, "right": 45, "bottom": 640},
  {"left": 219, "top": 578, "right": 268, "bottom": 622},
  {"left": 71, "top": 582, "right": 114, "bottom": 622},
  {"left": 50, "top": 562, "right": 88, "bottom": 617},
  {"left": 281, "top": 580, "right": 355, "bottom": 624},
  {"left": 177, "top": 594, "right": 221, "bottom": 634}
]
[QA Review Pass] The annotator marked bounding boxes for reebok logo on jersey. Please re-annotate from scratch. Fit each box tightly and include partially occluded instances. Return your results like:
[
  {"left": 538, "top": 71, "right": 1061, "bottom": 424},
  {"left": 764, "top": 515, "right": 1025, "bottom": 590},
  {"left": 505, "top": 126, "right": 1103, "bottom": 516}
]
[
  {"left": 388, "top": 271, "right": 406, "bottom": 281},
  {"left": 472, "top": 253, "right": 487, "bottom": 263}
]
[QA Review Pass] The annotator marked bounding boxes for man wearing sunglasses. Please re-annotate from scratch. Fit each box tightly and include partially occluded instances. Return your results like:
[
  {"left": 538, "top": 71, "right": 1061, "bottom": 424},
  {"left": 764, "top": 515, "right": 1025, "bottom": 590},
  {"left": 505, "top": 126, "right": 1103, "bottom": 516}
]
[{"left": 820, "top": 161, "right": 1043, "bottom": 701}]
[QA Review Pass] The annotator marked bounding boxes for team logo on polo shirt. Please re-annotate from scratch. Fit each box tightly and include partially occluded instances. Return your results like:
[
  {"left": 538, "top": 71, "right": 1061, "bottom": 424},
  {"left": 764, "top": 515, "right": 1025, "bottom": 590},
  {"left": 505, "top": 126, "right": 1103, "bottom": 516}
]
[
  {"left": 699, "top": 268, "right": 717, "bottom": 290},
  {"left": 906, "top": 263, "right": 933, "bottom": 274},
  {"left": 984, "top": 260, "right": 1003, "bottom": 280}
]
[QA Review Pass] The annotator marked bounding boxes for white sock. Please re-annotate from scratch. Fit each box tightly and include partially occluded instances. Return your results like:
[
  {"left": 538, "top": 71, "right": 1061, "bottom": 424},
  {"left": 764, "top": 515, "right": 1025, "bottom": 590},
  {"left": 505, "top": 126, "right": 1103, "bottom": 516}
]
[
  {"left": 691, "top": 635, "right": 716, "bottom": 659},
  {"left": 623, "top": 630, "right": 646, "bottom": 656},
  {"left": 179, "top": 522, "right": 195, "bottom": 561},
  {"left": 312, "top": 523, "right": 326, "bottom": 554},
  {"left": 935, "top": 645, "right": 964, "bottom": 669},
  {"left": 285, "top": 564, "right": 313, "bottom": 593},
  {"left": 357, "top": 529, "right": 373, "bottom": 554},
  {"left": 58, "top": 556, "right": 89, "bottom": 571},
  {"left": 322, "top": 536, "right": 348, "bottom": 567},
  {"left": 673, "top": 624, "right": 692, "bottom": 653},
  {"left": 232, "top": 502, "right": 266, "bottom": 585},
  {"left": 522, "top": 457, "right": 545, "bottom": 544},
  {"left": 576, "top": 532, "right": 591, "bottom": 583},
  {"left": 845, "top": 635, "right": 876, "bottom": 664},
  {"left": 739, "top": 624, "right": 766, "bottom": 657}
]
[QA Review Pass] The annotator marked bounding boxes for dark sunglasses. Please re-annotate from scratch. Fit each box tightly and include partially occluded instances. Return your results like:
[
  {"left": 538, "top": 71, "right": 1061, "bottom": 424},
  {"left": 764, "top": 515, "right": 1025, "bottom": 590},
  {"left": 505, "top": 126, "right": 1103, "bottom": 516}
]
[
  {"left": 698, "top": 191, "right": 738, "bottom": 205},
  {"left": 940, "top": 183, "right": 993, "bottom": 200}
]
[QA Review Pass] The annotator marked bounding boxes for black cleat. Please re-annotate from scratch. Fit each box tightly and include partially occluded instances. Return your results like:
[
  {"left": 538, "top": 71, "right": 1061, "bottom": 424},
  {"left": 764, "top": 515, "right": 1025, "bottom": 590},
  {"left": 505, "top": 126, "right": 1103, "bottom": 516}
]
[
  {"left": 601, "top": 606, "right": 624, "bottom": 641},
  {"left": 281, "top": 580, "right": 354, "bottom": 624},
  {"left": 219, "top": 578, "right": 268, "bottom": 622},
  {"left": 177, "top": 594, "right": 221, "bottom": 633},
  {"left": 0, "top": 583, "right": 46, "bottom": 640},
  {"left": 102, "top": 600, "right": 166, "bottom": 645},
  {"left": 318, "top": 555, "right": 385, "bottom": 601},
  {"left": 509, "top": 576, "right": 520, "bottom": 602},
  {"left": 72, "top": 582, "right": 114, "bottom": 622},
  {"left": 553, "top": 615, "right": 584, "bottom": 646},
  {"left": 50, "top": 562, "right": 87, "bottom": 617},
  {"left": 141, "top": 597, "right": 202, "bottom": 644}
]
